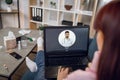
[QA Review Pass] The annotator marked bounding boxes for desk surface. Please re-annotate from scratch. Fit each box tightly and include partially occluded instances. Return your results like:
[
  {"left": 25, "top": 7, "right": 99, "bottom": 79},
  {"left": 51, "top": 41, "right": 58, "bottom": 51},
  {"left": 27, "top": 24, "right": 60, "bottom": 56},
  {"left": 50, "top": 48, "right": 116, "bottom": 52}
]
[{"left": 0, "top": 27, "right": 40, "bottom": 77}]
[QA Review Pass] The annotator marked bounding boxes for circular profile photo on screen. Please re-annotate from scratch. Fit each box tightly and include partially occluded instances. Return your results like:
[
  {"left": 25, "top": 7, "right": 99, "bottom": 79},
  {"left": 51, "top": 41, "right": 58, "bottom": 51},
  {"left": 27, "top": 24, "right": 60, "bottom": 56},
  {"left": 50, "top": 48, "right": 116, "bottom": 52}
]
[{"left": 58, "top": 30, "right": 76, "bottom": 48}]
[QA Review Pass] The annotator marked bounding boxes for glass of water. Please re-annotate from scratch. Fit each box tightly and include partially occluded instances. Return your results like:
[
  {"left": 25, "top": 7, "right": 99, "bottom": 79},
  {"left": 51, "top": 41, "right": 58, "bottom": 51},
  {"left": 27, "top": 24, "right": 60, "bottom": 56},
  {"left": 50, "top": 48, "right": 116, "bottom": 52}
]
[{"left": 21, "top": 35, "right": 27, "bottom": 48}]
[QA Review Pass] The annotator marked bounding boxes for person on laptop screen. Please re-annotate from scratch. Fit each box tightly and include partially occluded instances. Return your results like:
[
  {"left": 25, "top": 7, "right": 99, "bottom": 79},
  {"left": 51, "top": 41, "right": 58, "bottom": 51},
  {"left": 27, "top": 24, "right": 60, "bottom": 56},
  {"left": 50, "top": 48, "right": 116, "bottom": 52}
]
[
  {"left": 58, "top": 30, "right": 76, "bottom": 48},
  {"left": 61, "top": 31, "right": 73, "bottom": 47}
]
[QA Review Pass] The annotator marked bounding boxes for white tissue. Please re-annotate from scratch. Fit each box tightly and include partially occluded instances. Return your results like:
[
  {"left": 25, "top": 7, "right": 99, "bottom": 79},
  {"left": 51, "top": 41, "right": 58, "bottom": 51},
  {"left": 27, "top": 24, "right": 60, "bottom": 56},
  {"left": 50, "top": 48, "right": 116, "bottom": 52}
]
[
  {"left": 8, "top": 31, "right": 15, "bottom": 39},
  {"left": 19, "top": 30, "right": 31, "bottom": 35},
  {"left": 3, "top": 31, "right": 16, "bottom": 47}
]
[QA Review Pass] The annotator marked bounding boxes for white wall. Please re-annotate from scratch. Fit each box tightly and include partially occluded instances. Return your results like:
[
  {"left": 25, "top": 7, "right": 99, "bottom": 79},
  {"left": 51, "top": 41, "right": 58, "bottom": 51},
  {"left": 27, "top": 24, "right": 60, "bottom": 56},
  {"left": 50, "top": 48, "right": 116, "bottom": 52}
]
[
  {"left": 19, "top": 0, "right": 29, "bottom": 28},
  {"left": 0, "top": 0, "right": 29, "bottom": 28}
]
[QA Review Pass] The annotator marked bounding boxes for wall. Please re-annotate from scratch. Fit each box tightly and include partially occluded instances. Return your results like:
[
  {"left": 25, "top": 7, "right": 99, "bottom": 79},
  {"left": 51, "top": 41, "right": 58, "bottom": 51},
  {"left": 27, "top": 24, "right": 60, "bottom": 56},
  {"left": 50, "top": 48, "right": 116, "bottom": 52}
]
[
  {"left": 0, "top": 0, "right": 29, "bottom": 28},
  {"left": 19, "top": 0, "right": 29, "bottom": 28}
]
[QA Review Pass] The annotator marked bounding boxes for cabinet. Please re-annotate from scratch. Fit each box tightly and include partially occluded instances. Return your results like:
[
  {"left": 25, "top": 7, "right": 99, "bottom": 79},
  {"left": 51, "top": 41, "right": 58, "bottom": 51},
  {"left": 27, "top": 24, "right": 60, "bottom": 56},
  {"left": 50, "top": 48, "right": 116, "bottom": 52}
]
[
  {"left": 29, "top": 0, "right": 98, "bottom": 37},
  {"left": 0, "top": 0, "right": 20, "bottom": 28}
]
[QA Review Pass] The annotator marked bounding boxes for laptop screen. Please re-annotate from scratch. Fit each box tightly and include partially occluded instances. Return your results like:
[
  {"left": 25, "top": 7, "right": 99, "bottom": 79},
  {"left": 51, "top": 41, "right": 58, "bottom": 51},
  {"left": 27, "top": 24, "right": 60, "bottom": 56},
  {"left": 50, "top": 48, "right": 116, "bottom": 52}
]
[{"left": 44, "top": 26, "right": 89, "bottom": 56}]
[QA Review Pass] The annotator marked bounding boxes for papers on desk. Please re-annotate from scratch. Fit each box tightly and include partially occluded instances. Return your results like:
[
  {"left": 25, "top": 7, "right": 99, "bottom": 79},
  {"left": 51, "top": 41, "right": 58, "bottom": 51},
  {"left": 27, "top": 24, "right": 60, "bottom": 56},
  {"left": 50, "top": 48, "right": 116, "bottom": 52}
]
[{"left": 19, "top": 29, "right": 31, "bottom": 35}]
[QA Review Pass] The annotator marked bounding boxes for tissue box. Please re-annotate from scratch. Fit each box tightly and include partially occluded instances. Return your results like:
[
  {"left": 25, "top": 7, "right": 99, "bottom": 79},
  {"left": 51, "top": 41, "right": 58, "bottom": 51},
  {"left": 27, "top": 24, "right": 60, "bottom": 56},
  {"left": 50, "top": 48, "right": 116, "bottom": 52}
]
[
  {"left": 3, "top": 31, "right": 17, "bottom": 50},
  {"left": 6, "top": 39, "right": 17, "bottom": 50}
]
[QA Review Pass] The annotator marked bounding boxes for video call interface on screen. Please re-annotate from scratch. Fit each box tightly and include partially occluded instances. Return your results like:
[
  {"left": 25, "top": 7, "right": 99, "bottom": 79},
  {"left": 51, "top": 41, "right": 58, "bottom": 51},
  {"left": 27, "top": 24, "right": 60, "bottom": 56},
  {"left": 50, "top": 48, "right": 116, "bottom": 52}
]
[{"left": 44, "top": 27, "right": 89, "bottom": 56}]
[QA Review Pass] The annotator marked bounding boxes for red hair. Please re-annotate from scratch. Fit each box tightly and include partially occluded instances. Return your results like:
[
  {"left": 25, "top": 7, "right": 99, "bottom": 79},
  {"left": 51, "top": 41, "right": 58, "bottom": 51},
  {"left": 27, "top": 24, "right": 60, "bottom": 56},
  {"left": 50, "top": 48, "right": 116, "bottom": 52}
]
[{"left": 94, "top": 1, "right": 120, "bottom": 80}]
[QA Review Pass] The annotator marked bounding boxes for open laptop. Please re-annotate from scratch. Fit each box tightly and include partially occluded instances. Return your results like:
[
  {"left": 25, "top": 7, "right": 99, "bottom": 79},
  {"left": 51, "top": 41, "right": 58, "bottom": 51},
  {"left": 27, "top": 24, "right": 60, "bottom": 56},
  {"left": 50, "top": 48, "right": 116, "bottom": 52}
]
[{"left": 44, "top": 26, "right": 89, "bottom": 66}]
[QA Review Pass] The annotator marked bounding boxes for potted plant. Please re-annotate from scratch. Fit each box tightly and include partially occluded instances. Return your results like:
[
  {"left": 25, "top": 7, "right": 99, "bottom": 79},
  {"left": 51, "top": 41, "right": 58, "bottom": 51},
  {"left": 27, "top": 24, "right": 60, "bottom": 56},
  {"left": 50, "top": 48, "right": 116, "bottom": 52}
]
[
  {"left": 38, "top": 24, "right": 44, "bottom": 36},
  {"left": 5, "top": 0, "right": 13, "bottom": 12},
  {"left": 50, "top": 1, "right": 56, "bottom": 9}
]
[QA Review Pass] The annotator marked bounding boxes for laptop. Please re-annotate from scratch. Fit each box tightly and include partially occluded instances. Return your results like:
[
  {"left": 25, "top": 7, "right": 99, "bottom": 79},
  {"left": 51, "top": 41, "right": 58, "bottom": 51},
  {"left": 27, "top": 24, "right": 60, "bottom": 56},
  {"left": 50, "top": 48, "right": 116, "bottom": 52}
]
[{"left": 44, "top": 26, "right": 89, "bottom": 66}]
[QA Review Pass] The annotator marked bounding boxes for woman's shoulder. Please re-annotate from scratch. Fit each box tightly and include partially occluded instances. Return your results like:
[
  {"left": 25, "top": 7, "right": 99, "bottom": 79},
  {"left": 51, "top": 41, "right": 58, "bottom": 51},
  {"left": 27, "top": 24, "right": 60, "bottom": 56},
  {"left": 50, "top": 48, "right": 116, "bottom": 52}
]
[{"left": 64, "top": 69, "right": 96, "bottom": 80}]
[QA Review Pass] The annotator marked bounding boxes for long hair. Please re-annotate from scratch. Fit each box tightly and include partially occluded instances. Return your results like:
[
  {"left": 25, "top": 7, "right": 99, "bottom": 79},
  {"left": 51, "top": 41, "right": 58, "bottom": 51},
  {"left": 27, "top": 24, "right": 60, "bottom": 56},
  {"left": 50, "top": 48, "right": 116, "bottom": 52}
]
[{"left": 94, "top": 1, "right": 120, "bottom": 80}]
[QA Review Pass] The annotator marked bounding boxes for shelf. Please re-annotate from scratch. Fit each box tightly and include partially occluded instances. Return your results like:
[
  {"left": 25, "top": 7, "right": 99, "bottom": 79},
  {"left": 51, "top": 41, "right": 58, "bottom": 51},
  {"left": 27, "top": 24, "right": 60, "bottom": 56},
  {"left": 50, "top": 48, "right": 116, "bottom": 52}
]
[
  {"left": 59, "top": 9, "right": 75, "bottom": 14},
  {"left": 78, "top": 10, "right": 93, "bottom": 16},
  {"left": 0, "top": 0, "right": 20, "bottom": 28},
  {"left": 44, "top": 21, "right": 58, "bottom": 26},
  {"left": 58, "top": 12, "right": 75, "bottom": 26},
  {"left": 44, "top": 10, "right": 58, "bottom": 25},
  {"left": 30, "top": 6, "right": 75, "bottom": 13},
  {"left": 30, "top": 20, "right": 42, "bottom": 24},
  {"left": 0, "top": 10, "right": 18, "bottom": 14},
  {"left": 44, "top": 0, "right": 58, "bottom": 10},
  {"left": 77, "top": 14, "right": 92, "bottom": 26},
  {"left": 29, "top": 0, "right": 99, "bottom": 37},
  {"left": 44, "top": 7, "right": 58, "bottom": 11},
  {"left": 30, "top": 5, "right": 43, "bottom": 9}
]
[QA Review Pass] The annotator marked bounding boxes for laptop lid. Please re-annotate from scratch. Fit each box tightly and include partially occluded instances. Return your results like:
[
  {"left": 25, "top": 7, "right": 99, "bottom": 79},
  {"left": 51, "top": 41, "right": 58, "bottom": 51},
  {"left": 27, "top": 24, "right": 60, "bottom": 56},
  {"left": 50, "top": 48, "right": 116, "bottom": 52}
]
[{"left": 44, "top": 26, "right": 89, "bottom": 66}]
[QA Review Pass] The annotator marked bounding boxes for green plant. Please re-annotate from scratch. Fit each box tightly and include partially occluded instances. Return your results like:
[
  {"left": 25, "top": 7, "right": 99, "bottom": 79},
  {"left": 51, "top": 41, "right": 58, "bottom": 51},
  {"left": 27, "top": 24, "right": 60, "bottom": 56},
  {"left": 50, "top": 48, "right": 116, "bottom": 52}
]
[
  {"left": 50, "top": 1, "right": 56, "bottom": 6},
  {"left": 5, "top": 0, "right": 13, "bottom": 5},
  {"left": 38, "top": 24, "right": 44, "bottom": 30},
  {"left": 53, "top": 2, "right": 56, "bottom": 6}
]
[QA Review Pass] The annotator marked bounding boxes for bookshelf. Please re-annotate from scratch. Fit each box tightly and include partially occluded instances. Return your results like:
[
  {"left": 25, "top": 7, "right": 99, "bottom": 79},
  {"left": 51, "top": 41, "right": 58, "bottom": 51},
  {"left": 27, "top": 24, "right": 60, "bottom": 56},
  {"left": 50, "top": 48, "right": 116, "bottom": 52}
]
[
  {"left": 0, "top": 10, "right": 18, "bottom": 14},
  {"left": 29, "top": 0, "right": 98, "bottom": 37},
  {"left": 0, "top": 0, "right": 20, "bottom": 28}
]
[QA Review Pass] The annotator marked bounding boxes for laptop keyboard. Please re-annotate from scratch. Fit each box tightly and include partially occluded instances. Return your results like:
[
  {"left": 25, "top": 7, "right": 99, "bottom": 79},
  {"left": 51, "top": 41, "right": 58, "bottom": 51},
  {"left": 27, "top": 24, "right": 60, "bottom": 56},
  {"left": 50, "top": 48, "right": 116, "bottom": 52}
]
[{"left": 46, "top": 57, "right": 89, "bottom": 66}]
